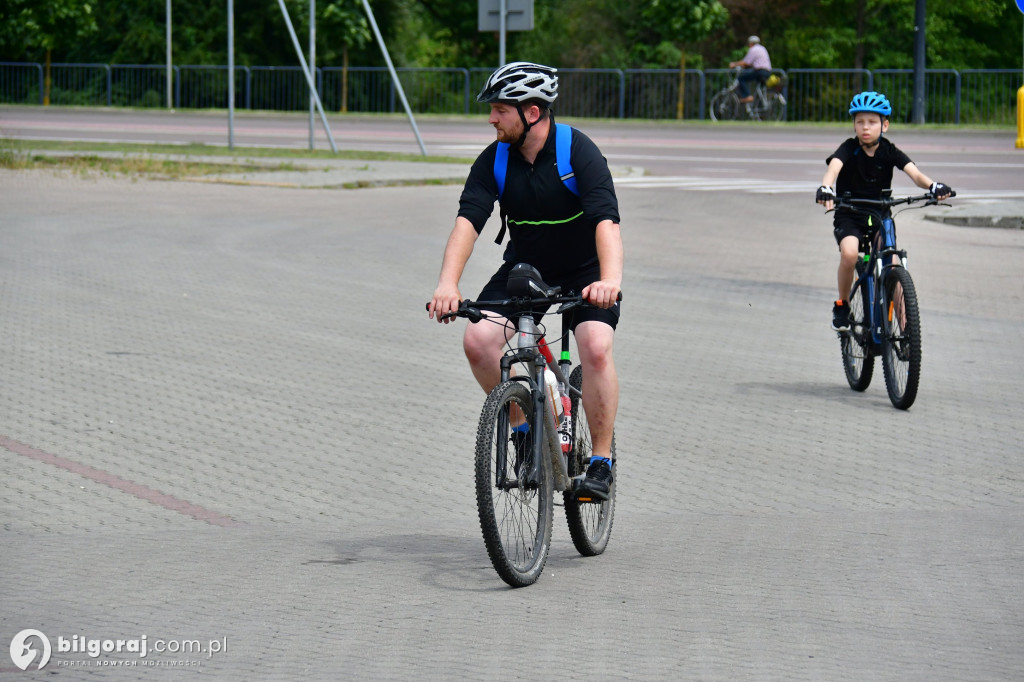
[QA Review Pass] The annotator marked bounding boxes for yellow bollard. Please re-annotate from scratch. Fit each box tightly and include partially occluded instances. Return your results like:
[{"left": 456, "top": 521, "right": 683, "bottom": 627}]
[{"left": 1018, "top": 85, "right": 1024, "bottom": 149}]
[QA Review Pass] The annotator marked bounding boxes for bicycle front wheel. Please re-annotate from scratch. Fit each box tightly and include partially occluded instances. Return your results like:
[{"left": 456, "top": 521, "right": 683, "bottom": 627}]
[
  {"left": 842, "top": 276, "right": 875, "bottom": 391},
  {"left": 709, "top": 90, "right": 739, "bottom": 122},
  {"left": 475, "top": 380, "right": 553, "bottom": 587},
  {"left": 563, "top": 366, "right": 615, "bottom": 557},
  {"left": 880, "top": 267, "right": 922, "bottom": 409}
]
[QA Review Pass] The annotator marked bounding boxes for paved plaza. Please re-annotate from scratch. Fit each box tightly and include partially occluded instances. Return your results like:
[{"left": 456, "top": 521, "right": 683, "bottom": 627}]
[{"left": 1, "top": 156, "right": 1022, "bottom": 680}]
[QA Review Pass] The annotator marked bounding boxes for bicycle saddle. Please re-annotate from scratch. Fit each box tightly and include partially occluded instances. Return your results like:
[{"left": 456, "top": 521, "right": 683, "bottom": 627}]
[{"left": 506, "top": 263, "right": 560, "bottom": 298}]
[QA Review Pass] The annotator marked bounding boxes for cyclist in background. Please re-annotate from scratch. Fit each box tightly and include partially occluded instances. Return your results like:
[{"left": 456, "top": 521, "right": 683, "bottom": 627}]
[
  {"left": 729, "top": 35, "right": 772, "bottom": 104},
  {"left": 427, "top": 62, "right": 623, "bottom": 501},
  {"left": 816, "top": 91, "right": 953, "bottom": 331}
]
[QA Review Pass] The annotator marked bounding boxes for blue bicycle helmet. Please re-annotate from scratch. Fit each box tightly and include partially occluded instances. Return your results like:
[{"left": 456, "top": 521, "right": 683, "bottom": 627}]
[{"left": 849, "top": 91, "right": 892, "bottom": 117}]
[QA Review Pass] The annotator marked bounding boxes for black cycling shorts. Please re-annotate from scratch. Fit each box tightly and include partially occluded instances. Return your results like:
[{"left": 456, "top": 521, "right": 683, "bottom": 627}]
[
  {"left": 833, "top": 212, "right": 876, "bottom": 247},
  {"left": 475, "top": 260, "right": 620, "bottom": 332}
]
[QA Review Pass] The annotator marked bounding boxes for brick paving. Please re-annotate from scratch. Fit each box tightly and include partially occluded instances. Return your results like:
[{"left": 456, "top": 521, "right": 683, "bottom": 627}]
[{"left": 1, "top": 166, "right": 1021, "bottom": 680}]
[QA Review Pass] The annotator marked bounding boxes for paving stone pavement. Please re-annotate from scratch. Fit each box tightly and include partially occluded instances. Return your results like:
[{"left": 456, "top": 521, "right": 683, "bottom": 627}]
[{"left": 1, "top": 167, "right": 1022, "bottom": 681}]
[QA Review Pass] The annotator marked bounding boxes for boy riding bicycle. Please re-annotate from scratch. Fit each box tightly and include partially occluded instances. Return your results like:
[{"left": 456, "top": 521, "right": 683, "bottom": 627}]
[{"left": 816, "top": 91, "right": 953, "bottom": 331}]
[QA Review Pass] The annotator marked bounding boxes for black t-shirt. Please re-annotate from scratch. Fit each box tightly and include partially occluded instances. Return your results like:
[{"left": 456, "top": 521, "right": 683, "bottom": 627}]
[
  {"left": 457, "top": 121, "right": 619, "bottom": 280},
  {"left": 827, "top": 137, "right": 913, "bottom": 201}
]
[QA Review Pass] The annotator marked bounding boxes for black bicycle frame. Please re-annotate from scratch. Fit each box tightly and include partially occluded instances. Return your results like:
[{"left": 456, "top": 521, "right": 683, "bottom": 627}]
[{"left": 857, "top": 211, "right": 907, "bottom": 347}]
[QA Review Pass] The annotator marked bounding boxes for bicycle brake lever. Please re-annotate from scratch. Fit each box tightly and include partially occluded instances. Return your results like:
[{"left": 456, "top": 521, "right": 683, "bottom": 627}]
[{"left": 555, "top": 301, "right": 580, "bottom": 315}]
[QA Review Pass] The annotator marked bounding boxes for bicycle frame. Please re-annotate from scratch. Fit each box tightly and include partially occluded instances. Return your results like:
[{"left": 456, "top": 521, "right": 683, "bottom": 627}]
[
  {"left": 856, "top": 212, "right": 908, "bottom": 347},
  {"left": 497, "top": 312, "right": 580, "bottom": 493}
]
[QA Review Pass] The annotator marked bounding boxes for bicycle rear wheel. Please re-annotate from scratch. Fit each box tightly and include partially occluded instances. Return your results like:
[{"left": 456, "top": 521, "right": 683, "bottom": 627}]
[
  {"left": 842, "top": 276, "right": 875, "bottom": 391},
  {"left": 766, "top": 92, "right": 787, "bottom": 121},
  {"left": 475, "top": 380, "right": 553, "bottom": 587},
  {"left": 563, "top": 366, "right": 615, "bottom": 557},
  {"left": 880, "top": 267, "right": 922, "bottom": 409},
  {"left": 709, "top": 90, "right": 739, "bottom": 122}
]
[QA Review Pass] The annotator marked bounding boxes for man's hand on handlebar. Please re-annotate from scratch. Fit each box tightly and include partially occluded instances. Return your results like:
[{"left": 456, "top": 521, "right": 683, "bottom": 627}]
[
  {"left": 429, "top": 284, "right": 462, "bottom": 324},
  {"left": 582, "top": 280, "right": 622, "bottom": 309}
]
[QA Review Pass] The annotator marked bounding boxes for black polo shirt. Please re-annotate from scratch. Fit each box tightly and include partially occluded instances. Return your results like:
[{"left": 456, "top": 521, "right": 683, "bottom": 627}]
[{"left": 458, "top": 120, "right": 619, "bottom": 280}]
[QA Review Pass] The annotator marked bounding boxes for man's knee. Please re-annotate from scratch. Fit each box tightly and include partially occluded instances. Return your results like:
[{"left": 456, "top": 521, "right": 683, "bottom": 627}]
[
  {"left": 575, "top": 323, "right": 615, "bottom": 372},
  {"left": 463, "top": 320, "right": 506, "bottom": 366}
]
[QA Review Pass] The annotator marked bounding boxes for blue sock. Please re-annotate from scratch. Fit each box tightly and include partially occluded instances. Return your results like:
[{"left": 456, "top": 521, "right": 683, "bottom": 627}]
[
  {"left": 512, "top": 422, "right": 530, "bottom": 434},
  {"left": 589, "top": 456, "right": 612, "bottom": 468}
]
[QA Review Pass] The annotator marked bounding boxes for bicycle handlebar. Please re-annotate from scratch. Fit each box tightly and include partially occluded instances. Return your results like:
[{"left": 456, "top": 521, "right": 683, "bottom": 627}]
[
  {"left": 831, "top": 190, "right": 956, "bottom": 212},
  {"left": 426, "top": 290, "right": 622, "bottom": 323}
]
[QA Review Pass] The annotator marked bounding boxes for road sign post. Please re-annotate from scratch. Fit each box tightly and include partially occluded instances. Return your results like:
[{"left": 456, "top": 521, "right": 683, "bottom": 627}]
[{"left": 478, "top": 0, "right": 533, "bottom": 66}]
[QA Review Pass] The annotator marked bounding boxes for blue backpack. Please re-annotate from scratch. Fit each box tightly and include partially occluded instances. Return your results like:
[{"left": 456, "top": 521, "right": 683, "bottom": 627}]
[{"left": 492, "top": 122, "right": 579, "bottom": 244}]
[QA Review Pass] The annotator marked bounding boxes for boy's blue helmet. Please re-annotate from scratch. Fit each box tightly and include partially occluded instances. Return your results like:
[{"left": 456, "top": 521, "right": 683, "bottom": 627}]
[{"left": 849, "top": 91, "right": 892, "bottom": 117}]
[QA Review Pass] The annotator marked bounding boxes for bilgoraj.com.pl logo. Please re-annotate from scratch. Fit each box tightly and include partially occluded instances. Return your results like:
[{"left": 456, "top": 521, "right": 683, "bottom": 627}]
[{"left": 10, "top": 629, "right": 227, "bottom": 670}]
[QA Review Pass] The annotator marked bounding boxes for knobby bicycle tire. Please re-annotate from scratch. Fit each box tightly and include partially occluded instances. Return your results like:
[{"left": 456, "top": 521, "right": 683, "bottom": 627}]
[
  {"left": 474, "top": 380, "right": 553, "bottom": 587},
  {"left": 563, "top": 366, "right": 615, "bottom": 557},
  {"left": 880, "top": 267, "right": 922, "bottom": 409},
  {"left": 842, "top": 276, "right": 875, "bottom": 392}
]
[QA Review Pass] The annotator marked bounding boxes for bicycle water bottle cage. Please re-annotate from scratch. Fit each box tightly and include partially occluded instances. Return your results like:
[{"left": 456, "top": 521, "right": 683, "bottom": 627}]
[{"left": 507, "top": 263, "right": 561, "bottom": 298}]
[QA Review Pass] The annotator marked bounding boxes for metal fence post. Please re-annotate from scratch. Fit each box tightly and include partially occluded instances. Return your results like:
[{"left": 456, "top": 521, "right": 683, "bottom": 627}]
[{"left": 0, "top": 61, "right": 1021, "bottom": 125}]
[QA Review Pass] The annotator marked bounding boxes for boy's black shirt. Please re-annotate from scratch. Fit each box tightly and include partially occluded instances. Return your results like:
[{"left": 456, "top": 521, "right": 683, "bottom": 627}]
[{"left": 827, "top": 137, "right": 913, "bottom": 203}]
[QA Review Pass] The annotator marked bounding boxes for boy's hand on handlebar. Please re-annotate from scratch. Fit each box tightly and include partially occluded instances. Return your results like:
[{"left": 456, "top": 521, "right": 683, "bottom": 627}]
[
  {"left": 429, "top": 285, "right": 462, "bottom": 324},
  {"left": 930, "top": 182, "right": 954, "bottom": 200},
  {"left": 816, "top": 185, "right": 835, "bottom": 210},
  {"left": 582, "top": 280, "right": 621, "bottom": 309}
]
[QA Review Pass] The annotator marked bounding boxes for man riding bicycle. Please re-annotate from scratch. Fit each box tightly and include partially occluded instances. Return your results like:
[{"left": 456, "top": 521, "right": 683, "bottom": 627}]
[
  {"left": 428, "top": 62, "right": 623, "bottom": 500},
  {"left": 729, "top": 35, "right": 772, "bottom": 104}
]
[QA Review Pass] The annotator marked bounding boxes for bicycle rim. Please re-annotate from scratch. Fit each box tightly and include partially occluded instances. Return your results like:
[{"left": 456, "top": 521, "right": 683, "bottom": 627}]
[
  {"left": 474, "top": 380, "right": 553, "bottom": 587},
  {"left": 842, "top": 278, "right": 874, "bottom": 391},
  {"left": 881, "top": 267, "right": 921, "bottom": 409},
  {"left": 563, "top": 366, "right": 615, "bottom": 556}
]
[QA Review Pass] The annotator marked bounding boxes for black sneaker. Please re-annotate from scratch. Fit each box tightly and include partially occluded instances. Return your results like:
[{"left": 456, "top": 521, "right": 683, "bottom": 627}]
[
  {"left": 831, "top": 300, "right": 850, "bottom": 332},
  {"left": 577, "top": 457, "right": 613, "bottom": 501}
]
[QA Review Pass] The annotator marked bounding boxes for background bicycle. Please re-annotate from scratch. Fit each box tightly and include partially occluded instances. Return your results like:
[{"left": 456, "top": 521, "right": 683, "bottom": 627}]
[
  {"left": 434, "top": 266, "right": 616, "bottom": 587},
  {"left": 833, "top": 190, "right": 954, "bottom": 410},
  {"left": 709, "top": 68, "right": 787, "bottom": 122}
]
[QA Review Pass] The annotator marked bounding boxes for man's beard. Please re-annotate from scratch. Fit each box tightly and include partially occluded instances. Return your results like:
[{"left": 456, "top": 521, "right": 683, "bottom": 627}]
[{"left": 495, "top": 120, "right": 524, "bottom": 144}]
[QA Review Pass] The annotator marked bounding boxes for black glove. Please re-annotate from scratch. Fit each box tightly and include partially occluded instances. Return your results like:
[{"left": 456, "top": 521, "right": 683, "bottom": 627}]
[
  {"left": 930, "top": 182, "right": 954, "bottom": 199},
  {"left": 816, "top": 185, "right": 835, "bottom": 203}
]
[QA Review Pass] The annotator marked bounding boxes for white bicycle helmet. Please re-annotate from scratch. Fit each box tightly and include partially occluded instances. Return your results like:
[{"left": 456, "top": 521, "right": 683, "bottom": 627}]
[{"left": 477, "top": 62, "right": 559, "bottom": 105}]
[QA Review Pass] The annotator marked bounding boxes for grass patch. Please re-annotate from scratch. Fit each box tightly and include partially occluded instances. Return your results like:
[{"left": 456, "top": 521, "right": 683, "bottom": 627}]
[
  {"left": 1, "top": 138, "right": 472, "bottom": 164},
  {"left": 0, "top": 150, "right": 302, "bottom": 179}
]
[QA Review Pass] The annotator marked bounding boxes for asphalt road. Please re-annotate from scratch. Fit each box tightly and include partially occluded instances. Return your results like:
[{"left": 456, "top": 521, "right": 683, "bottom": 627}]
[
  {"left": 1, "top": 108, "right": 1023, "bottom": 680},
  {"left": 2, "top": 105, "right": 1023, "bottom": 196}
]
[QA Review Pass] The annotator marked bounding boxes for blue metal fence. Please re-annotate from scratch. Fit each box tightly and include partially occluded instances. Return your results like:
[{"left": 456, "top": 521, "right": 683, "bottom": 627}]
[{"left": 0, "top": 62, "right": 1017, "bottom": 124}]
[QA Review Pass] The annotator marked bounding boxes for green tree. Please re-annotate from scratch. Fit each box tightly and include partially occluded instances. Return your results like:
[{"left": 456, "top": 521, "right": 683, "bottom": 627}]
[
  {"left": 320, "top": 0, "right": 371, "bottom": 110},
  {"left": 635, "top": 0, "right": 729, "bottom": 117},
  {"left": 0, "top": 0, "right": 99, "bottom": 103}
]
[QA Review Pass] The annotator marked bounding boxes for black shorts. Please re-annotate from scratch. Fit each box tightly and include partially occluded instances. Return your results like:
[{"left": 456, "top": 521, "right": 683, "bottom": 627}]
[
  {"left": 833, "top": 212, "right": 876, "bottom": 247},
  {"left": 475, "top": 261, "right": 620, "bottom": 332}
]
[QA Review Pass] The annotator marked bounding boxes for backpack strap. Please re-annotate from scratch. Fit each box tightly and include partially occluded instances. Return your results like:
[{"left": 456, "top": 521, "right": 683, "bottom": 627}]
[
  {"left": 493, "top": 141, "right": 510, "bottom": 199},
  {"left": 493, "top": 142, "right": 510, "bottom": 244},
  {"left": 555, "top": 123, "right": 579, "bottom": 196}
]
